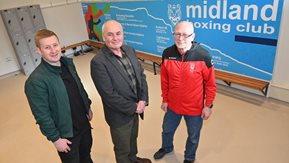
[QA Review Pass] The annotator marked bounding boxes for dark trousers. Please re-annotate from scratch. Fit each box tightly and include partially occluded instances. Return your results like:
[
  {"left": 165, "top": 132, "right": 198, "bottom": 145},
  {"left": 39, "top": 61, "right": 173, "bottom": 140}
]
[
  {"left": 58, "top": 127, "right": 93, "bottom": 163},
  {"left": 110, "top": 114, "right": 139, "bottom": 163}
]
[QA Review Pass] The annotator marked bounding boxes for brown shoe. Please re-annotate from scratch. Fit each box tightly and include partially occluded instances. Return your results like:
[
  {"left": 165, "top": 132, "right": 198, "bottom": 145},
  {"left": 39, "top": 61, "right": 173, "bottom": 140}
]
[{"left": 135, "top": 157, "right": 152, "bottom": 163}]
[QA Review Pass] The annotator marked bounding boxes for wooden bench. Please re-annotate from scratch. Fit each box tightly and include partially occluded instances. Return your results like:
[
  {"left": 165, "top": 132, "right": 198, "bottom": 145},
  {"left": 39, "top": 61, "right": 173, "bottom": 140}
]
[
  {"left": 87, "top": 40, "right": 162, "bottom": 75},
  {"left": 215, "top": 69, "right": 270, "bottom": 96},
  {"left": 86, "top": 40, "right": 103, "bottom": 49},
  {"left": 86, "top": 40, "right": 270, "bottom": 96},
  {"left": 136, "top": 51, "right": 162, "bottom": 75},
  {"left": 135, "top": 51, "right": 270, "bottom": 96},
  {"left": 61, "top": 40, "right": 89, "bottom": 52}
]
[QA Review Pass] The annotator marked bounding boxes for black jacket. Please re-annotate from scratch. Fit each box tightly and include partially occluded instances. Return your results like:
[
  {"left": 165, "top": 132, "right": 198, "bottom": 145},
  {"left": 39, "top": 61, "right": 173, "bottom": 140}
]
[{"left": 90, "top": 45, "right": 149, "bottom": 128}]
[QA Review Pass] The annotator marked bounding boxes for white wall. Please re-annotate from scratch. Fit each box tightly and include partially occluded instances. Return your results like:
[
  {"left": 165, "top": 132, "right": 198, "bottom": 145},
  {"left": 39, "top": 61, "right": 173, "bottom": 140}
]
[
  {"left": 41, "top": 3, "right": 88, "bottom": 47},
  {"left": 0, "top": 0, "right": 88, "bottom": 76},
  {"left": 0, "top": 15, "right": 20, "bottom": 76},
  {"left": 0, "top": 0, "right": 288, "bottom": 102},
  {"left": 0, "top": 0, "right": 81, "bottom": 9},
  {"left": 270, "top": 0, "right": 289, "bottom": 102}
]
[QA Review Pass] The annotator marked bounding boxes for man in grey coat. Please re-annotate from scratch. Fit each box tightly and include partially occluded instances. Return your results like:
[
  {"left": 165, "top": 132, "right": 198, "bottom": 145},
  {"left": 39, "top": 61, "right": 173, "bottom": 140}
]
[{"left": 90, "top": 20, "right": 151, "bottom": 163}]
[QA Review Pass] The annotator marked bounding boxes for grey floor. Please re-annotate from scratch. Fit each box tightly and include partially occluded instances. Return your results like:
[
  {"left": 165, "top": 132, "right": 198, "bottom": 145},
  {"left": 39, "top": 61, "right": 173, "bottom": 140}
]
[{"left": 1, "top": 52, "right": 289, "bottom": 163}]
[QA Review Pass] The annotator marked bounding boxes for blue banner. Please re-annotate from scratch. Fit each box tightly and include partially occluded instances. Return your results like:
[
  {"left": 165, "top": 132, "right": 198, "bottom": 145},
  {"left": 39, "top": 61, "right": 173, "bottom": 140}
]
[{"left": 82, "top": 0, "right": 284, "bottom": 81}]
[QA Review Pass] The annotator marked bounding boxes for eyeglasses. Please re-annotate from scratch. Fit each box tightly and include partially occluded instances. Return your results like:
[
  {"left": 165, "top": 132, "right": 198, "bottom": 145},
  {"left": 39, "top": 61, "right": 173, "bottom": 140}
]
[{"left": 173, "top": 33, "right": 193, "bottom": 39}]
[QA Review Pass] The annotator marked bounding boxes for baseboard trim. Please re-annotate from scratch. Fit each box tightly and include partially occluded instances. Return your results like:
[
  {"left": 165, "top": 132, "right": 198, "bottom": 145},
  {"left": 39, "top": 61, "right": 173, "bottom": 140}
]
[{"left": 269, "top": 84, "right": 289, "bottom": 103}]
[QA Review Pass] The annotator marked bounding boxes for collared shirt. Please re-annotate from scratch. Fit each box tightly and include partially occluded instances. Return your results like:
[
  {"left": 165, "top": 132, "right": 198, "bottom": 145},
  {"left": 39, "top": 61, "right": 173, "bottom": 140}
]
[{"left": 115, "top": 51, "right": 137, "bottom": 94}]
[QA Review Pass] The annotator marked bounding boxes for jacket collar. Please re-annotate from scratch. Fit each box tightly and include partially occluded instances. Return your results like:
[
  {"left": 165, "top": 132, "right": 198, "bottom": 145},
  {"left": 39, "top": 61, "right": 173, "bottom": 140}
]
[
  {"left": 101, "top": 45, "right": 138, "bottom": 94},
  {"left": 102, "top": 44, "right": 128, "bottom": 57},
  {"left": 41, "top": 57, "right": 72, "bottom": 74},
  {"left": 174, "top": 41, "right": 199, "bottom": 56}
]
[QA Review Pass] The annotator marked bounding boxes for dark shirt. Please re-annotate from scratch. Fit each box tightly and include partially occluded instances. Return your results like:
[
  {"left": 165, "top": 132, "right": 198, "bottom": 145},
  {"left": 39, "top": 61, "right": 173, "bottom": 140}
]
[
  {"left": 115, "top": 51, "right": 137, "bottom": 94},
  {"left": 60, "top": 62, "right": 89, "bottom": 136}
]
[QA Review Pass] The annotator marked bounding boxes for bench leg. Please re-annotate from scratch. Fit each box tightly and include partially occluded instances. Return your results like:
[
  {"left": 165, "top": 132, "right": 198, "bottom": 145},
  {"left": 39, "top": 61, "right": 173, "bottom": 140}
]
[
  {"left": 223, "top": 81, "right": 231, "bottom": 86},
  {"left": 153, "top": 62, "right": 157, "bottom": 75},
  {"left": 262, "top": 85, "right": 269, "bottom": 96}
]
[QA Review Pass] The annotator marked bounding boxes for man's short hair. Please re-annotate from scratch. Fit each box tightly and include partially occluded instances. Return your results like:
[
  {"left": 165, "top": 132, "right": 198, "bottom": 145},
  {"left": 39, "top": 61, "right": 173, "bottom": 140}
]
[{"left": 34, "top": 29, "right": 59, "bottom": 48}]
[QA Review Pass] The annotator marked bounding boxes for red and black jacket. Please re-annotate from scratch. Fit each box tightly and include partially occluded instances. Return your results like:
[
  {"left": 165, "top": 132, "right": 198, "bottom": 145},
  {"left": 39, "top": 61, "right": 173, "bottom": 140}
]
[{"left": 161, "top": 42, "right": 216, "bottom": 116}]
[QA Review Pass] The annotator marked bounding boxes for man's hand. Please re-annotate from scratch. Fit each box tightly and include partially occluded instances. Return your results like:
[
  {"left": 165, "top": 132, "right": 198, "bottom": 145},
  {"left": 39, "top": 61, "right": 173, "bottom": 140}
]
[
  {"left": 53, "top": 138, "right": 72, "bottom": 153},
  {"left": 201, "top": 106, "right": 212, "bottom": 120},
  {"left": 161, "top": 102, "right": 168, "bottom": 112},
  {"left": 136, "top": 100, "right": 146, "bottom": 114},
  {"left": 86, "top": 108, "right": 93, "bottom": 121}
]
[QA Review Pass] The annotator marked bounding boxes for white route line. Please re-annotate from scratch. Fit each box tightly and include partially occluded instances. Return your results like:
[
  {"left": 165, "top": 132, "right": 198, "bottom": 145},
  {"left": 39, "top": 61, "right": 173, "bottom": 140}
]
[
  {"left": 110, "top": 6, "right": 174, "bottom": 33},
  {"left": 110, "top": 5, "right": 271, "bottom": 76},
  {"left": 201, "top": 43, "right": 272, "bottom": 76}
]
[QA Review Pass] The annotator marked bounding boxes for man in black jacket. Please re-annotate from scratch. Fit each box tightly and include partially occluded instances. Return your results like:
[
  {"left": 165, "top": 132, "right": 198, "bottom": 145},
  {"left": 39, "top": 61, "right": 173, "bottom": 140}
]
[
  {"left": 25, "top": 29, "right": 93, "bottom": 163},
  {"left": 90, "top": 20, "right": 150, "bottom": 163}
]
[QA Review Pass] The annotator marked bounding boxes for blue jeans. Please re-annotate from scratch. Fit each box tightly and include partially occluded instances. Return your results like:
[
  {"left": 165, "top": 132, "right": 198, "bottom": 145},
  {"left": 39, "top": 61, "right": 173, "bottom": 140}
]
[{"left": 161, "top": 108, "right": 203, "bottom": 161}]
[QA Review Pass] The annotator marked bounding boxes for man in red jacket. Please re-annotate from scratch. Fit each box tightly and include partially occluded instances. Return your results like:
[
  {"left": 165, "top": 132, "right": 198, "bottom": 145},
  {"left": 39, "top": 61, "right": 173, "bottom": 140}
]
[{"left": 153, "top": 21, "right": 217, "bottom": 163}]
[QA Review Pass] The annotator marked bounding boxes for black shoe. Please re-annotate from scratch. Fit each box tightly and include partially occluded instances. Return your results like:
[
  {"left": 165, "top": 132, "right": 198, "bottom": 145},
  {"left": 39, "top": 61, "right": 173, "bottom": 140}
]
[
  {"left": 153, "top": 148, "right": 171, "bottom": 159},
  {"left": 184, "top": 160, "right": 195, "bottom": 163},
  {"left": 135, "top": 157, "right": 152, "bottom": 163}
]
